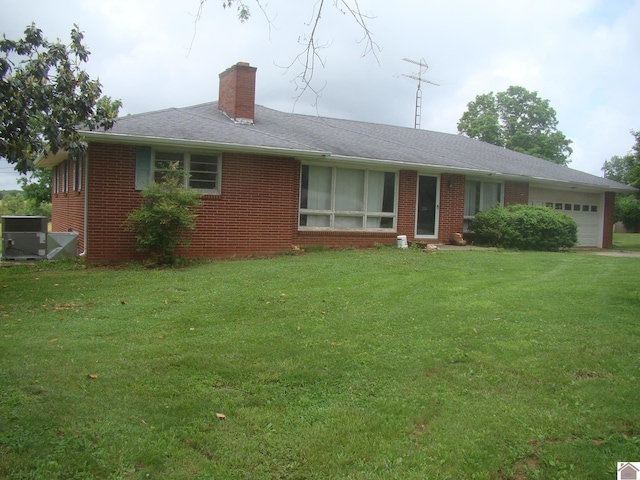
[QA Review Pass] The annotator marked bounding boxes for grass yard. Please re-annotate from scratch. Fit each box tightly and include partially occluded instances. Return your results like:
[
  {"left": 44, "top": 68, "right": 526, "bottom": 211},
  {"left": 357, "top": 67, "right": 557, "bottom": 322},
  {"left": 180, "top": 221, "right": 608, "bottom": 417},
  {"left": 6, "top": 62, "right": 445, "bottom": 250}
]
[
  {"left": 613, "top": 232, "right": 640, "bottom": 251},
  {"left": 1, "top": 249, "right": 639, "bottom": 479}
]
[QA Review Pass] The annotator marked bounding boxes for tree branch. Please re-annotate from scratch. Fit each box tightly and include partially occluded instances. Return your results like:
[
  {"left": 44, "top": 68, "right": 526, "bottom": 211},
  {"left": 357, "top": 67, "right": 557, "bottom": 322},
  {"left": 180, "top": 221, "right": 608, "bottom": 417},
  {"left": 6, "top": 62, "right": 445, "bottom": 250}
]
[{"left": 193, "top": 1, "right": 379, "bottom": 105}]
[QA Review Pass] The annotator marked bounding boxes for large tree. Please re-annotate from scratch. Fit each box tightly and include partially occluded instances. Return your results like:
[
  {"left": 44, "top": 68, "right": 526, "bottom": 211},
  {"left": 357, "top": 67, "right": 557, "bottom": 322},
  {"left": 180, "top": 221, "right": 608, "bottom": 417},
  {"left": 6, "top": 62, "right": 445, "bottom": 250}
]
[
  {"left": 602, "top": 130, "right": 640, "bottom": 188},
  {"left": 457, "top": 86, "right": 573, "bottom": 166},
  {"left": 1, "top": 23, "right": 121, "bottom": 175},
  {"left": 602, "top": 130, "right": 640, "bottom": 232}
]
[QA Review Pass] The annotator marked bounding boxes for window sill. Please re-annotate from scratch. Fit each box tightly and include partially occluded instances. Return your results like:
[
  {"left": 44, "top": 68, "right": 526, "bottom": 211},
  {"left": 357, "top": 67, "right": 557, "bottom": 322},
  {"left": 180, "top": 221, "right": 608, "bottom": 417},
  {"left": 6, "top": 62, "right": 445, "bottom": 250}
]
[{"left": 298, "top": 229, "right": 397, "bottom": 236}]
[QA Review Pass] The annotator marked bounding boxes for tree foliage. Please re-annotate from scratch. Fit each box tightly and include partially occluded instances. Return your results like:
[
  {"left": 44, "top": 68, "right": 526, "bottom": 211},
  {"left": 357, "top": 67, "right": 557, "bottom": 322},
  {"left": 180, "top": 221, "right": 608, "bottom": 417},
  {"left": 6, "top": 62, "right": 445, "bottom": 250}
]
[
  {"left": 602, "top": 129, "right": 640, "bottom": 188},
  {"left": 471, "top": 204, "right": 578, "bottom": 251},
  {"left": 124, "top": 164, "right": 202, "bottom": 265},
  {"left": 0, "top": 190, "right": 51, "bottom": 218},
  {"left": 0, "top": 23, "right": 121, "bottom": 174},
  {"left": 457, "top": 86, "right": 573, "bottom": 166},
  {"left": 616, "top": 195, "right": 640, "bottom": 233},
  {"left": 602, "top": 130, "right": 640, "bottom": 232},
  {"left": 18, "top": 167, "right": 51, "bottom": 206}
]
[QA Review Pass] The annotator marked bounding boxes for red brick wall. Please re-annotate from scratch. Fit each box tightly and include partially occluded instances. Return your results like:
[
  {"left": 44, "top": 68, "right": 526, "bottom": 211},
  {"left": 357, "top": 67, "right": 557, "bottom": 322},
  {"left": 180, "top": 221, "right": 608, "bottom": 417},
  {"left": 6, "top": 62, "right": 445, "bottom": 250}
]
[
  {"left": 86, "top": 144, "right": 142, "bottom": 263},
  {"left": 397, "top": 170, "right": 417, "bottom": 240},
  {"left": 295, "top": 230, "right": 398, "bottom": 249},
  {"left": 83, "top": 145, "right": 304, "bottom": 262},
  {"left": 438, "top": 173, "right": 465, "bottom": 243},
  {"left": 187, "top": 153, "right": 300, "bottom": 257},
  {"left": 602, "top": 191, "right": 615, "bottom": 248},
  {"left": 504, "top": 181, "right": 529, "bottom": 205},
  {"left": 51, "top": 158, "right": 86, "bottom": 254}
]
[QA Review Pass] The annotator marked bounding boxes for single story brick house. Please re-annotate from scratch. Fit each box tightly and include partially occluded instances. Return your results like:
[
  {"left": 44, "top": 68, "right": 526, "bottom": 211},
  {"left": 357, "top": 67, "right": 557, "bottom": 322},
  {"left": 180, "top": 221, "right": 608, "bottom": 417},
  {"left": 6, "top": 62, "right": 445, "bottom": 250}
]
[{"left": 37, "top": 62, "right": 634, "bottom": 262}]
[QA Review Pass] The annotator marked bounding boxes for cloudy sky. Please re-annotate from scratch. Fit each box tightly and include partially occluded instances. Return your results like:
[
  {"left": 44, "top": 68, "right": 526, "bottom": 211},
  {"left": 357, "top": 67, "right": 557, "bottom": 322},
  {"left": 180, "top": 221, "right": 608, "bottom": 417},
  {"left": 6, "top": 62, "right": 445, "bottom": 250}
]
[{"left": 1, "top": 0, "right": 639, "bottom": 190}]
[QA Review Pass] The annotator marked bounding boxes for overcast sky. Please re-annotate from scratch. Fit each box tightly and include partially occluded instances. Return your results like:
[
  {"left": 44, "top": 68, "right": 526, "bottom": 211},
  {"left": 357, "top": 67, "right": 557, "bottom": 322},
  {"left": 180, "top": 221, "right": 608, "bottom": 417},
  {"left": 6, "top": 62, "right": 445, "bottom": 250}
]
[{"left": 1, "top": 0, "right": 639, "bottom": 190}]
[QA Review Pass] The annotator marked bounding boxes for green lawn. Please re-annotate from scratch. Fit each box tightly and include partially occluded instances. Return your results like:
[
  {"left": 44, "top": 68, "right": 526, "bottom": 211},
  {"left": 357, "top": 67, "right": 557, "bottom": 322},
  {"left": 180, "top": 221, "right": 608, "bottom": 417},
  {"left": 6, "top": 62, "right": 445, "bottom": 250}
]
[
  {"left": 1, "top": 249, "right": 639, "bottom": 479},
  {"left": 613, "top": 232, "right": 640, "bottom": 251}
]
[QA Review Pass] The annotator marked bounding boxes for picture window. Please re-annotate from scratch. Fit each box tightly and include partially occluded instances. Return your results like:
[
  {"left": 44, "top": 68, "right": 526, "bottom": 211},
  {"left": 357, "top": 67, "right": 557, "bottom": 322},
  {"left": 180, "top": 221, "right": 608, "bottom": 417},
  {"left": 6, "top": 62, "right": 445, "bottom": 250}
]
[{"left": 299, "top": 165, "right": 396, "bottom": 231}]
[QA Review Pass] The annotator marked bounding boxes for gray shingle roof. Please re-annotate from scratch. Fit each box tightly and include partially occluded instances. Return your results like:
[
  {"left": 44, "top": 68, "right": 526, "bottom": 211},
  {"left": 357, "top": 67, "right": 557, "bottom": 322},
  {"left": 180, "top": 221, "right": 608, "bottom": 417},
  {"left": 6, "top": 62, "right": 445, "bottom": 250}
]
[{"left": 88, "top": 101, "right": 634, "bottom": 192}]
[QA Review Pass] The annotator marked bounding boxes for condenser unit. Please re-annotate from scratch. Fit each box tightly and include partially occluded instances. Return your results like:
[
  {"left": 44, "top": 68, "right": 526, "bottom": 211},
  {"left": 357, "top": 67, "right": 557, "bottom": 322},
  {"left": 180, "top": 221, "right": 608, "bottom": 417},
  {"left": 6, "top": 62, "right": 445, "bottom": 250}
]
[{"left": 1, "top": 216, "right": 48, "bottom": 261}]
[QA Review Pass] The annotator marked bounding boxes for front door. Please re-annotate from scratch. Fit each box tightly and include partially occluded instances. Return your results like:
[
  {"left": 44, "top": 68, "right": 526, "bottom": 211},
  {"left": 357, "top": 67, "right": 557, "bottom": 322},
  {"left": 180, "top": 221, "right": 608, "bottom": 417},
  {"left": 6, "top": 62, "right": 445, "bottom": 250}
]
[{"left": 416, "top": 175, "right": 439, "bottom": 237}]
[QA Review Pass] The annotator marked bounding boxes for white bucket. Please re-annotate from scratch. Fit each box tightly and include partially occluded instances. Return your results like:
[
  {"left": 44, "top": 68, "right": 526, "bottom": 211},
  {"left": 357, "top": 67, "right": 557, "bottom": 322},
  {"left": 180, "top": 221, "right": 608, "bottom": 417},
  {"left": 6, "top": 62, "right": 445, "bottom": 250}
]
[{"left": 397, "top": 235, "right": 408, "bottom": 249}]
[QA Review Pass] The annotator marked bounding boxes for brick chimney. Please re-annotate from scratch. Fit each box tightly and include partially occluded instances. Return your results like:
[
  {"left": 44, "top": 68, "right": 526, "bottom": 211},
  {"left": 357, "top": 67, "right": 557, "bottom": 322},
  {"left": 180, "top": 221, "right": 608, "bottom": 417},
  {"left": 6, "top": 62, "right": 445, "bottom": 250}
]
[{"left": 218, "top": 62, "right": 257, "bottom": 124}]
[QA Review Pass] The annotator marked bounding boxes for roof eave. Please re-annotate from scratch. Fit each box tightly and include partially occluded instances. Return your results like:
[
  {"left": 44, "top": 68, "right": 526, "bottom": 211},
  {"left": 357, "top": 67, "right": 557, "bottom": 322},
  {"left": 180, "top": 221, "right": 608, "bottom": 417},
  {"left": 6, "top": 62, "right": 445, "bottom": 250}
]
[
  {"left": 325, "top": 156, "right": 637, "bottom": 192},
  {"left": 317, "top": 154, "right": 498, "bottom": 176},
  {"left": 80, "top": 131, "right": 332, "bottom": 160},
  {"left": 516, "top": 175, "right": 637, "bottom": 193},
  {"left": 34, "top": 148, "right": 69, "bottom": 168},
  {"left": 35, "top": 132, "right": 638, "bottom": 194}
]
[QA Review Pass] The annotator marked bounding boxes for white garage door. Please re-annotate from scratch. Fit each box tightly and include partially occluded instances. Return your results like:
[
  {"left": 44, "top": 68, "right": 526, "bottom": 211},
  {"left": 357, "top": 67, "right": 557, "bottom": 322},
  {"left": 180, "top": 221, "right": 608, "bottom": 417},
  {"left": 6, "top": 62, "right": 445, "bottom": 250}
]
[{"left": 528, "top": 188, "right": 603, "bottom": 247}]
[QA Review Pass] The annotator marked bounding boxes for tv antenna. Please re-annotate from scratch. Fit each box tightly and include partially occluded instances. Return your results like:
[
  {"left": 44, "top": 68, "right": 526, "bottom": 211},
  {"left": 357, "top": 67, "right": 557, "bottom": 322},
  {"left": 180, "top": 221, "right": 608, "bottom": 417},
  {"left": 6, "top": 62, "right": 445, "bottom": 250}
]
[{"left": 402, "top": 58, "right": 439, "bottom": 129}]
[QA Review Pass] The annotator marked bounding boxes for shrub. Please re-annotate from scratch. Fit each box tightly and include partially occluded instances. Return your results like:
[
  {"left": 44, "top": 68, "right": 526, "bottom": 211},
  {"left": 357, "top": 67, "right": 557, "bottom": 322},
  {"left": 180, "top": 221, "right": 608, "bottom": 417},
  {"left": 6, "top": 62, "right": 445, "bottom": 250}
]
[
  {"left": 124, "top": 163, "right": 202, "bottom": 265},
  {"left": 471, "top": 204, "right": 578, "bottom": 251},
  {"left": 616, "top": 194, "right": 640, "bottom": 233}
]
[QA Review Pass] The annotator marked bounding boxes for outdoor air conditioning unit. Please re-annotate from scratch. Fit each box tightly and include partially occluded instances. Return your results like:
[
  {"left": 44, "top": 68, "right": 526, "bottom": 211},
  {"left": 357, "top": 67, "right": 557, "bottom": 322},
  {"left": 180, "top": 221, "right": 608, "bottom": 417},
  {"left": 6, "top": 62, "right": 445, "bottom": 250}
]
[{"left": 1, "top": 216, "right": 48, "bottom": 261}]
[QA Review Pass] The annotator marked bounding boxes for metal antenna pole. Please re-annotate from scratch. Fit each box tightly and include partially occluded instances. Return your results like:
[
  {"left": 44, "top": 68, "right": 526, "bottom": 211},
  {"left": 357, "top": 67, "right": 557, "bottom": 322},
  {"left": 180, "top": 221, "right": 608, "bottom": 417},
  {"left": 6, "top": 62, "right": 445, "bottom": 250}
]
[
  {"left": 402, "top": 58, "right": 439, "bottom": 129},
  {"left": 415, "top": 82, "right": 423, "bottom": 130}
]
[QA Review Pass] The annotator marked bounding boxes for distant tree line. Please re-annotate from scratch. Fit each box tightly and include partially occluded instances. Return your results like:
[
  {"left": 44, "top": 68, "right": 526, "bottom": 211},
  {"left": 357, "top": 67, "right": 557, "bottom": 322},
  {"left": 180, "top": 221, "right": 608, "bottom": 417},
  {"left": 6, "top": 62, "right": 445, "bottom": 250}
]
[{"left": 0, "top": 190, "right": 51, "bottom": 218}]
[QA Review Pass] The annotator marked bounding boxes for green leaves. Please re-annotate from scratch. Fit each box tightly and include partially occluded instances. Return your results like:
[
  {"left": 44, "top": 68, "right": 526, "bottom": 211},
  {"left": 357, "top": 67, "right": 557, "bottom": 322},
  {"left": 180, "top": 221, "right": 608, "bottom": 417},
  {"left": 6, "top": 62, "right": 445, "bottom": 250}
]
[
  {"left": 457, "top": 86, "right": 573, "bottom": 166},
  {"left": 124, "top": 163, "right": 202, "bottom": 265},
  {"left": 0, "top": 23, "right": 121, "bottom": 173},
  {"left": 616, "top": 195, "right": 640, "bottom": 232},
  {"left": 221, "top": 0, "right": 251, "bottom": 22},
  {"left": 471, "top": 204, "right": 578, "bottom": 251},
  {"left": 602, "top": 130, "right": 640, "bottom": 189}
]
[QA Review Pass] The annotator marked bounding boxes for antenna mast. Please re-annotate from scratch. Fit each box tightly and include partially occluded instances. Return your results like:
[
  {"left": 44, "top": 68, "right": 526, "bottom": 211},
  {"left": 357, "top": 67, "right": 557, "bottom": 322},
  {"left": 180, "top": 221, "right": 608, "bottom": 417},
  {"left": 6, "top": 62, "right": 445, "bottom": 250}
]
[{"left": 402, "top": 58, "right": 439, "bottom": 129}]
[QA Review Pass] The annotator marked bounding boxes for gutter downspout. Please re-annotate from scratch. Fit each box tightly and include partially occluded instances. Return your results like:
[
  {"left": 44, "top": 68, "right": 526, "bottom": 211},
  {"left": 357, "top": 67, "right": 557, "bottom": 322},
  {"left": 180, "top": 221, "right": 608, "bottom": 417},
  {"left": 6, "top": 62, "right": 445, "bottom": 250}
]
[{"left": 79, "top": 152, "right": 89, "bottom": 257}]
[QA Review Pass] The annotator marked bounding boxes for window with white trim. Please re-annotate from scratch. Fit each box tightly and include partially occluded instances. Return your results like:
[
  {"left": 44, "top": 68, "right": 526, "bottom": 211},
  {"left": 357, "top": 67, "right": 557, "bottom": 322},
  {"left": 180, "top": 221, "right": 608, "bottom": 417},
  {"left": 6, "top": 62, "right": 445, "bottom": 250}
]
[
  {"left": 299, "top": 165, "right": 397, "bottom": 230},
  {"left": 62, "top": 160, "right": 69, "bottom": 193},
  {"left": 76, "top": 157, "right": 83, "bottom": 191},
  {"left": 135, "top": 148, "right": 221, "bottom": 194},
  {"left": 52, "top": 164, "right": 59, "bottom": 194},
  {"left": 464, "top": 180, "right": 502, "bottom": 231}
]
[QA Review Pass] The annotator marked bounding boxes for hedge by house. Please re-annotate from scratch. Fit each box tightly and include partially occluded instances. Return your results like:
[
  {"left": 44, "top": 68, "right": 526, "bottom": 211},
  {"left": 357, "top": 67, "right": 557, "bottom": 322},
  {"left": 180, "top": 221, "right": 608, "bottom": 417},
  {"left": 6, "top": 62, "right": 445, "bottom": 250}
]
[{"left": 470, "top": 204, "right": 578, "bottom": 251}]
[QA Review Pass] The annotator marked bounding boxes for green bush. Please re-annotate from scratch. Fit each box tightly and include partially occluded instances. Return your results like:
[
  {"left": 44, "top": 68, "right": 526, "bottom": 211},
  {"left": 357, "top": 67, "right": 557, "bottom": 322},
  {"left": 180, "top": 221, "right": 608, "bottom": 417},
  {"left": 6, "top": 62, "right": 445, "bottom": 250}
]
[
  {"left": 124, "top": 163, "right": 201, "bottom": 265},
  {"left": 616, "top": 194, "right": 640, "bottom": 233},
  {"left": 470, "top": 204, "right": 578, "bottom": 251}
]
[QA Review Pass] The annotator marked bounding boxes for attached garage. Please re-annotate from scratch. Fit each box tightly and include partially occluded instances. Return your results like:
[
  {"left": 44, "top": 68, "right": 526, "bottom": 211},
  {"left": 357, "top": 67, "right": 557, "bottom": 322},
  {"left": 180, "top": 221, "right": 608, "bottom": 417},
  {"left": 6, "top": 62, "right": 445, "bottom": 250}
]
[{"left": 529, "top": 187, "right": 603, "bottom": 247}]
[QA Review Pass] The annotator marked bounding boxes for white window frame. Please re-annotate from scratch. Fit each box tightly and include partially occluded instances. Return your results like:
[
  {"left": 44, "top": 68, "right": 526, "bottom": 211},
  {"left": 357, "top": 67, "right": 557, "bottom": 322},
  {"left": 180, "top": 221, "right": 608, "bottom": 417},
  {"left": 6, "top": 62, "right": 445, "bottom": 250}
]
[
  {"left": 76, "top": 156, "right": 83, "bottom": 192},
  {"left": 52, "top": 165, "right": 59, "bottom": 194},
  {"left": 463, "top": 179, "right": 503, "bottom": 231},
  {"left": 298, "top": 163, "right": 398, "bottom": 231},
  {"left": 151, "top": 150, "right": 221, "bottom": 195},
  {"left": 62, "top": 160, "right": 69, "bottom": 193}
]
